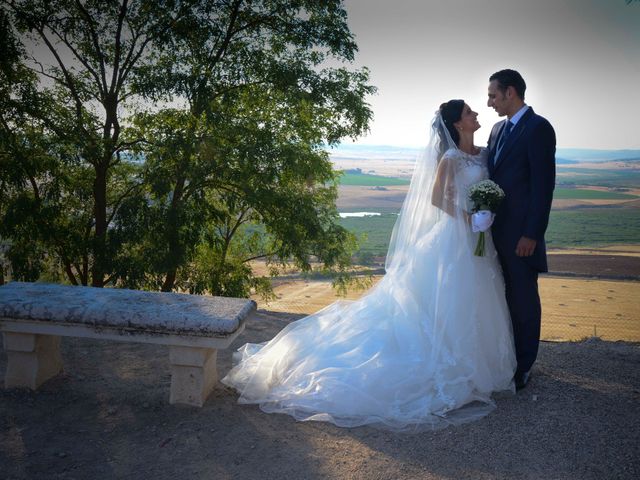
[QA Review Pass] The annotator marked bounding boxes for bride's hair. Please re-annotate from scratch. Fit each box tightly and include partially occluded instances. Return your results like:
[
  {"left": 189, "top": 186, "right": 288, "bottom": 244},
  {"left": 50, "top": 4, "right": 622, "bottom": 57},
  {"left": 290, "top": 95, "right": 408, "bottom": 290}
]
[{"left": 438, "top": 99, "right": 464, "bottom": 147}]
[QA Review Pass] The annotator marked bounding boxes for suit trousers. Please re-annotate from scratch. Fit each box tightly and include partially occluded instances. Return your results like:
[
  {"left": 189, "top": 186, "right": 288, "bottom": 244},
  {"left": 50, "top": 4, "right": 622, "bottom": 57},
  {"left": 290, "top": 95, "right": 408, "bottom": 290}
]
[{"left": 497, "top": 252, "right": 541, "bottom": 374}]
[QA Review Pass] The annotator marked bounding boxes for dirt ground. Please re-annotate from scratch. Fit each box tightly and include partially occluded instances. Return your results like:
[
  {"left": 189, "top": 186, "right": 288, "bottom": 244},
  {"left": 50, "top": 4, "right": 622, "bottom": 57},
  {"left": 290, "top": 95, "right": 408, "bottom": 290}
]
[
  {"left": 2, "top": 248, "right": 639, "bottom": 479},
  {"left": 1, "top": 311, "right": 639, "bottom": 480},
  {"left": 546, "top": 253, "right": 640, "bottom": 279},
  {"left": 336, "top": 184, "right": 408, "bottom": 211},
  {"left": 253, "top": 246, "right": 640, "bottom": 343},
  {"left": 258, "top": 276, "right": 640, "bottom": 342}
]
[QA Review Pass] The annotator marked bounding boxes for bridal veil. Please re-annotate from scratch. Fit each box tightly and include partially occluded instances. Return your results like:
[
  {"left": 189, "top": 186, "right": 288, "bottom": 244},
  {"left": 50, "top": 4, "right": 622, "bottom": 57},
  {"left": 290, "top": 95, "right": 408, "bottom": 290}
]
[{"left": 222, "top": 111, "right": 516, "bottom": 431}]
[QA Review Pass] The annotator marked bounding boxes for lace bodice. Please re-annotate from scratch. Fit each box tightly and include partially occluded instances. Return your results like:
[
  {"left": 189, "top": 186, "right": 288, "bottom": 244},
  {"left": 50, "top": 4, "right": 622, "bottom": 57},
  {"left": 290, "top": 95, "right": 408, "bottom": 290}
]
[{"left": 438, "top": 147, "right": 489, "bottom": 213}]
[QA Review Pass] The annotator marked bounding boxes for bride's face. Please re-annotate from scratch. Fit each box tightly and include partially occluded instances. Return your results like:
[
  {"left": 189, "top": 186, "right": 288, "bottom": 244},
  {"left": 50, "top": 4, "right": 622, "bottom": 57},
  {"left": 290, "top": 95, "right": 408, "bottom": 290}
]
[{"left": 454, "top": 104, "right": 480, "bottom": 133}]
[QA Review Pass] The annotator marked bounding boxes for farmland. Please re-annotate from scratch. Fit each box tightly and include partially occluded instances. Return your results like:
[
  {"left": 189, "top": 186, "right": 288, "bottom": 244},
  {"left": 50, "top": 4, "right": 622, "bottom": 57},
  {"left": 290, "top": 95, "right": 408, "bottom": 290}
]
[{"left": 333, "top": 159, "right": 640, "bottom": 256}]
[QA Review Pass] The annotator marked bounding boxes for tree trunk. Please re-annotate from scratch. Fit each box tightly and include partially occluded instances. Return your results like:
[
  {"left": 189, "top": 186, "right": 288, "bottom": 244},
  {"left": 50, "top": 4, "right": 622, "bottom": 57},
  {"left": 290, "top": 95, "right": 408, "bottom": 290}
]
[
  {"left": 91, "top": 162, "right": 108, "bottom": 287},
  {"left": 161, "top": 176, "right": 186, "bottom": 292},
  {"left": 92, "top": 93, "right": 119, "bottom": 288},
  {"left": 62, "top": 260, "right": 78, "bottom": 286},
  {"left": 161, "top": 270, "right": 176, "bottom": 292}
]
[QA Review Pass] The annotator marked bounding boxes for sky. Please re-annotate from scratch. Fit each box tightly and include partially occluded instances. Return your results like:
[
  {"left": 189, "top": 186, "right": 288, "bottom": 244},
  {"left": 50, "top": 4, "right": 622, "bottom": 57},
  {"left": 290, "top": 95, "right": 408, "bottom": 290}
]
[{"left": 341, "top": 0, "right": 640, "bottom": 149}]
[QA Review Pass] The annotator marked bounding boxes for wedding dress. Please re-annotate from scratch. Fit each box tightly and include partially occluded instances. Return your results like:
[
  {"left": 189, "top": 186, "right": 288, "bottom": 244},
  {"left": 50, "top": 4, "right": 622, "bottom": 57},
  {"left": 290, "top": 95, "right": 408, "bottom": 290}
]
[{"left": 222, "top": 114, "right": 516, "bottom": 431}]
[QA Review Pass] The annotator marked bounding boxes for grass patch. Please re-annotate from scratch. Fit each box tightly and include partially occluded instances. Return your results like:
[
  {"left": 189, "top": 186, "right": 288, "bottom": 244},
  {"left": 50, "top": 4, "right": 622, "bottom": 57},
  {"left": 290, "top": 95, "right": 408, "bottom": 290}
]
[
  {"left": 338, "top": 213, "right": 398, "bottom": 256},
  {"left": 546, "top": 208, "right": 640, "bottom": 248},
  {"left": 339, "top": 206, "right": 401, "bottom": 214},
  {"left": 338, "top": 208, "right": 640, "bottom": 256},
  {"left": 338, "top": 173, "right": 410, "bottom": 186},
  {"left": 556, "top": 167, "right": 640, "bottom": 188},
  {"left": 553, "top": 188, "right": 638, "bottom": 200}
]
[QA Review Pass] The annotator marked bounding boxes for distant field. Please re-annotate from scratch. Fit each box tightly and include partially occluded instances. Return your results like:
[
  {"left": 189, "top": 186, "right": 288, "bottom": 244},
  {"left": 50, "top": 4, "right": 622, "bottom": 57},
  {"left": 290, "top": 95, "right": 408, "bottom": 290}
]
[
  {"left": 556, "top": 167, "right": 640, "bottom": 188},
  {"left": 338, "top": 173, "right": 410, "bottom": 186},
  {"left": 336, "top": 180, "right": 638, "bottom": 213},
  {"left": 339, "top": 208, "right": 640, "bottom": 256},
  {"left": 333, "top": 161, "right": 640, "bottom": 255},
  {"left": 338, "top": 213, "right": 397, "bottom": 256},
  {"left": 339, "top": 165, "right": 640, "bottom": 189},
  {"left": 546, "top": 208, "right": 640, "bottom": 248},
  {"left": 553, "top": 188, "right": 638, "bottom": 200}
]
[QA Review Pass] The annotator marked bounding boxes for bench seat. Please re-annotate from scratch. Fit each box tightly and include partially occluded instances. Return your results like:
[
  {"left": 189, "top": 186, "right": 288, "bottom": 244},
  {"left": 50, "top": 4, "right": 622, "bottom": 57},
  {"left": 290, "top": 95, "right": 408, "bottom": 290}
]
[{"left": 0, "top": 282, "right": 256, "bottom": 406}]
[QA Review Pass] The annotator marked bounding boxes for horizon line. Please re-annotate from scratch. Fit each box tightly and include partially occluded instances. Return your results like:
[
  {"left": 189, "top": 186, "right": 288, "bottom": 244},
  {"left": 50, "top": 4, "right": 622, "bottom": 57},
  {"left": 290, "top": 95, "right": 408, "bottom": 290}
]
[{"left": 326, "top": 143, "right": 640, "bottom": 152}]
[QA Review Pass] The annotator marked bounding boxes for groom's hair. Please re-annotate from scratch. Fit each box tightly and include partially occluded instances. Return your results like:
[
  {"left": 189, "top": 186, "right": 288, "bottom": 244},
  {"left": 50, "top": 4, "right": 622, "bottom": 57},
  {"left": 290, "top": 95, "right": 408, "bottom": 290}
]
[{"left": 490, "top": 69, "right": 526, "bottom": 100}]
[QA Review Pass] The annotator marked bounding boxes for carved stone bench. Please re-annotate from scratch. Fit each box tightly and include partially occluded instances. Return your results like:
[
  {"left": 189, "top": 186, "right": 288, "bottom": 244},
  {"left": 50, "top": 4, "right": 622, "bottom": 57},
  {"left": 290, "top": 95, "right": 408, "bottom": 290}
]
[{"left": 0, "top": 282, "right": 255, "bottom": 407}]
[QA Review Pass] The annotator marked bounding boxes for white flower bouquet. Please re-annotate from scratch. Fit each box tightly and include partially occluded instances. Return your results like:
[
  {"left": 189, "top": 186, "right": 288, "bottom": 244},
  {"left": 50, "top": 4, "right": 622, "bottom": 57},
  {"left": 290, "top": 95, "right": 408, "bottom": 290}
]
[{"left": 468, "top": 180, "right": 505, "bottom": 256}]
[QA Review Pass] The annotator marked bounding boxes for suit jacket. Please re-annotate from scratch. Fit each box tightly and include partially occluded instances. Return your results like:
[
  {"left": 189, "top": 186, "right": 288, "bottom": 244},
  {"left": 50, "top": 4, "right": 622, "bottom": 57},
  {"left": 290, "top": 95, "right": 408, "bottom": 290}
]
[{"left": 488, "top": 107, "right": 556, "bottom": 272}]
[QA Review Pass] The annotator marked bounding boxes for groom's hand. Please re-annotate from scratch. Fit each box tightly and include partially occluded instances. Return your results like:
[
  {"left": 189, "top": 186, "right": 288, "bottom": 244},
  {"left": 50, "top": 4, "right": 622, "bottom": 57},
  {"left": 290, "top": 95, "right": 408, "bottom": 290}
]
[
  {"left": 471, "top": 211, "right": 494, "bottom": 232},
  {"left": 515, "top": 236, "right": 537, "bottom": 257}
]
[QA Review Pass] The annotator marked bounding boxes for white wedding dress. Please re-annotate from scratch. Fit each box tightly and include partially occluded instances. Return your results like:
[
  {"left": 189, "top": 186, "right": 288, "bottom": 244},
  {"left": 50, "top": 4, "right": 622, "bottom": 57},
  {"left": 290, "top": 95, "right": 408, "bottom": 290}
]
[{"left": 222, "top": 120, "right": 516, "bottom": 431}]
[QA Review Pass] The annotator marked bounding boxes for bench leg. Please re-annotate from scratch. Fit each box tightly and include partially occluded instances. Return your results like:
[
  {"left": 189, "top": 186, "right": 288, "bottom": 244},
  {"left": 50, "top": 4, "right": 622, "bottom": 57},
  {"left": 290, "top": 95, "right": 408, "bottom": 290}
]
[
  {"left": 3, "top": 333, "right": 63, "bottom": 389},
  {"left": 169, "top": 346, "right": 218, "bottom": 407}
]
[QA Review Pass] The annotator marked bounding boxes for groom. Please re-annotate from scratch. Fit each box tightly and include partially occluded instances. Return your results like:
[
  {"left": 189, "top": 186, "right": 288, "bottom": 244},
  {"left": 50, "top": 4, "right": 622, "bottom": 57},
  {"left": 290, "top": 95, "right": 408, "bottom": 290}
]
[{"left": 486, "top": 69, "right": 556, "bottom": 390}]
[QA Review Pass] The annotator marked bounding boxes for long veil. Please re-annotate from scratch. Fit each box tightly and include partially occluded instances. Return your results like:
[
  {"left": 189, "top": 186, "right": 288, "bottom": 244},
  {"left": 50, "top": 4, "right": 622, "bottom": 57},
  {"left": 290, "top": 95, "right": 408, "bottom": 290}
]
[
  {"left": 222, "top": 111, "right": 516, "bottom": 432},
  {"left": 385, "top": 113, "right": 458, "bottom": 272}
]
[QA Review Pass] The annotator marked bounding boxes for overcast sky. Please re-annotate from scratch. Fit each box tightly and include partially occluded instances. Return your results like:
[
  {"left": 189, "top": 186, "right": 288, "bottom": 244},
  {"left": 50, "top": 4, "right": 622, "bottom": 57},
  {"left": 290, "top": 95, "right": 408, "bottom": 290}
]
[{"left": 341, "top": 0, "right": 640, "bottom": 149}]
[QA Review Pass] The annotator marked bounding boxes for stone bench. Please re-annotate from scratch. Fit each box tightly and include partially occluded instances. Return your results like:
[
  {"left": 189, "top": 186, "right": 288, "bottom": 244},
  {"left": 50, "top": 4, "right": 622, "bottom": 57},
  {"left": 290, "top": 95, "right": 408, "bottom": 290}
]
[{"left": 0, "top": 282, "right": 255, "bottom": 407}]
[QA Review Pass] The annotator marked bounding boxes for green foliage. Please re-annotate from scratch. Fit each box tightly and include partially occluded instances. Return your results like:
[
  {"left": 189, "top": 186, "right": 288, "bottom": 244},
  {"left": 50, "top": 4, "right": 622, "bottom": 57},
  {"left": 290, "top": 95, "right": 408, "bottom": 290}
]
[
  {"left": 1, "top": 0, "right": 374, "bottom": 298},
  {"left": 1, "top": 0, "right": 184, "bottom": 286}
]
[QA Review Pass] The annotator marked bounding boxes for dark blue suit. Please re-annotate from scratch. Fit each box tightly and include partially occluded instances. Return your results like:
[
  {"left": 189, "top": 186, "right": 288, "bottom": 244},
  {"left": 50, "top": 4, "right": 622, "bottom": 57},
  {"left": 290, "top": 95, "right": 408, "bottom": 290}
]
[{"left": 488, "top": 107, "right": 556, "bottom": 375}]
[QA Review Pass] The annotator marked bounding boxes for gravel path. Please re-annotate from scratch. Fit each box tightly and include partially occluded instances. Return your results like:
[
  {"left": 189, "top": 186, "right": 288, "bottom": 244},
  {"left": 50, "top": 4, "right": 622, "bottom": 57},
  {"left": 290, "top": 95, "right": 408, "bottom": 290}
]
[{"left": 1, "top": 310, "right": 639, "bottom": 480}]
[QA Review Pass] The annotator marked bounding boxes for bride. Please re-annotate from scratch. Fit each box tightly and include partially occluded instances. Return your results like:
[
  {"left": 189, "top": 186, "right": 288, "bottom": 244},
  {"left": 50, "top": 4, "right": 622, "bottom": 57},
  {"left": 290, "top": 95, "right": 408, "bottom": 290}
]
[{"left": 222, "top": 100, "right": 517, "bottom": 431}]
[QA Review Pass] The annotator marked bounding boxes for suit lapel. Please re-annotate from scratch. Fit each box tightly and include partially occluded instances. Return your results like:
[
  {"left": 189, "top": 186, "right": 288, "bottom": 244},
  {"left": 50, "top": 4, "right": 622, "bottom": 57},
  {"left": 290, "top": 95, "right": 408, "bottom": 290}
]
[
  {"left": 488, "top": 122, "right": 505, "bottom": 176},
  {"left": 492, "top": 108, "right": 535, "bottom": 171}
]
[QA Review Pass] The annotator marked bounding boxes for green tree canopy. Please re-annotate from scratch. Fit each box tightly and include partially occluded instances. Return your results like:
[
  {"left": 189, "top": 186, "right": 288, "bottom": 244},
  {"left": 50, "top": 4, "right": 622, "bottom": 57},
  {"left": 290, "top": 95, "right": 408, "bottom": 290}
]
[{"left": 0, "top": 0, "right": 374, "bottom": 297}]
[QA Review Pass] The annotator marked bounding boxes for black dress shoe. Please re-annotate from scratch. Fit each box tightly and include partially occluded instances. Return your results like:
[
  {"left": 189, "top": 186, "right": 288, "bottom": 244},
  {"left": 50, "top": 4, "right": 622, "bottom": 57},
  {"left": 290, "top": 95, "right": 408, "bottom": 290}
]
[{"left": 515, "top": 371, "right": 531, "bottom": 390}]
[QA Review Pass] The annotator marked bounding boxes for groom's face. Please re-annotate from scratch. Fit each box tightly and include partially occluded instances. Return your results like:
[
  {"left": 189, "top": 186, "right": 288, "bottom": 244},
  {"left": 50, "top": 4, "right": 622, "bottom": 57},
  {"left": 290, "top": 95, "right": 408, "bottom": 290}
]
[{"left": 487, "top": 80, "right": 509, "bottom": 117}]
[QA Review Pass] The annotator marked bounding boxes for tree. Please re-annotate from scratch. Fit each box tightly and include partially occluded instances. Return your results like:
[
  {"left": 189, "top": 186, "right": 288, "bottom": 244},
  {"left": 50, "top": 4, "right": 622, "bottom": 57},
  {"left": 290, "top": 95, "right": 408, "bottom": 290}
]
[
  {"left": 2, "top": 0, "right": 191, "bottom": 286},
  {"left": 0, "top": 8, "right": 76, "bottom": 284},
  {"left": 124, "top": 82, "right": 364, "bottom": 296},
  {"left": 126, "top": 0, "right": 374, "bottom": 293},
  {"left": 1, "top": 0, "right": 374, "bottom": 297}
]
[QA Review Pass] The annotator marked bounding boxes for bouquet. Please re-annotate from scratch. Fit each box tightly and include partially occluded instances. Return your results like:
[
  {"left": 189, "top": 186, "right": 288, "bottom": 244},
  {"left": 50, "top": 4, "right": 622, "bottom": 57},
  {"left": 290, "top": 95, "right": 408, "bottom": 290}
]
[{"left": 468, "top": 180, "right": 505, "bottom": 256}]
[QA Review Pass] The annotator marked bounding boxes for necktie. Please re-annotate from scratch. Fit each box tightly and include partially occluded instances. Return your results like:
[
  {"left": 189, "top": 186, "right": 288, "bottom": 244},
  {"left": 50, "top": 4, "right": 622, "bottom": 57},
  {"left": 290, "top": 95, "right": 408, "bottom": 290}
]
[{"left": 497, "top": 121, "right": 513, "bottom": 151}]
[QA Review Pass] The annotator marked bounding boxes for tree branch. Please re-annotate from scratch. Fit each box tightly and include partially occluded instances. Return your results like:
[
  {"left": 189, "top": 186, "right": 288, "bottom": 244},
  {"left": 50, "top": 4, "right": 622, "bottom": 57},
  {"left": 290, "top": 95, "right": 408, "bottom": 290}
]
[
  {"left": 226, "top": 207, "right": 249, "bottom": 243},
  {"left": 74, "top": 0, "right": 109, "bottom": 93},
  {"left": 27, "top": 59, "right": 66, "bottom": 86},
  {"left": 106, "top": 181, "right": 144, "bottom": 227},
  {"left": 242, "top": 253, "right": 277, "bottom": 263},
  {"left": 109, "top": 0, "right": 129, "bottom": 95},
  {"left": 46, "top": 24, "right": 105, "bottom": 99},
  {"left": 117, "top": 4, "right": 193, "bottom": 93},
  {"left": 31, "top": 26, "right": 86, "bottom": 130},
  {"left": 117, "top": 33, "right": 153, "bottom": 93},
  {"left": 114, "top": 138, "right": 149, "bottom": 153},
  {"left": 60, "top": 255, "right": 79, "bottom": 285},
  {"left": 209, "top": 0, "right": 243, "bottom": 67},
  {"left": 27, "top": 173, "right": 41, "bottom": 203}
]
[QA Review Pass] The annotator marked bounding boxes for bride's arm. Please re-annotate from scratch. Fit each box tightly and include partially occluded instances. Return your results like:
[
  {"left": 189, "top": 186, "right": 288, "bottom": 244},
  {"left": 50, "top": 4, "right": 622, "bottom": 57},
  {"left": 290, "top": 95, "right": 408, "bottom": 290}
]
[{"left": 431, "top": 156, "right": 456, "bottom": 217}]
